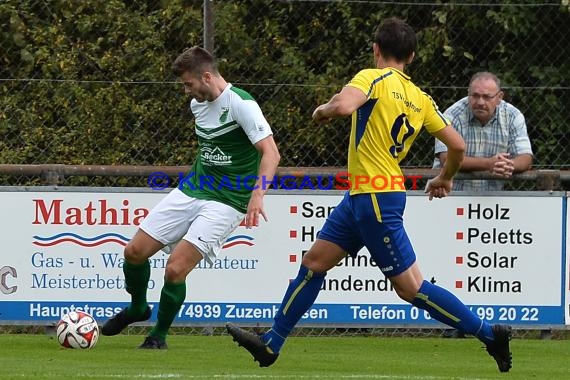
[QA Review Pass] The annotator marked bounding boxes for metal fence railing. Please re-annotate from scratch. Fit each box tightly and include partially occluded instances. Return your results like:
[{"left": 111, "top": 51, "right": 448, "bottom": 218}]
[
  {"left": 0, "top": 164, "right": 568, "bottom": 191},
  {"left": 2, "top": 1, "right": 569, "bottom": 191}
]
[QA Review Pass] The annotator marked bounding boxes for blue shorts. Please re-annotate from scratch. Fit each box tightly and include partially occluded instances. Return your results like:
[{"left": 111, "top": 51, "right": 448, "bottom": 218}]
[{"left": 318, "top": 192, "right": 416, "bottom": 277}]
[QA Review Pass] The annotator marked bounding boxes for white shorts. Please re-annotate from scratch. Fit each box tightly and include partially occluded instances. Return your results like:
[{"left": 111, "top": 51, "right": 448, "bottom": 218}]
[{"left": 140, "top": 188, "right": 245, "bottom": 265}]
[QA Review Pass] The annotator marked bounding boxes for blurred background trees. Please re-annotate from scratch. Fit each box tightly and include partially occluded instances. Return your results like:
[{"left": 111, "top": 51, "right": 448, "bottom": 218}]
[{"left": 1, "top": 0, "right": 568, "bottom": 176}]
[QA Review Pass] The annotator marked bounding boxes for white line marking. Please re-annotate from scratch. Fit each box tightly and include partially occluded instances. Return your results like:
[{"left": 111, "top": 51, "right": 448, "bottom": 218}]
[
  {"left": 7, "top": 373, "right": 497, "bottom": 380},
  {"left": 42, "top": 374, "right": 496, "bottom": 380}
]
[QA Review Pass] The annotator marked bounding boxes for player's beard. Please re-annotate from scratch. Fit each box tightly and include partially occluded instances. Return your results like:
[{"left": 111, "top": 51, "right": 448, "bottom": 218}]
[{"left": 193, "top": 89, "right": 210, "bottom": 103}]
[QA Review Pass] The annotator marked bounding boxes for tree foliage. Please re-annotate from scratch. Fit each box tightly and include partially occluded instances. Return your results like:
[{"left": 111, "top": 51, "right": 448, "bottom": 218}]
[{"left": 1, "top": 0, "right": 568, "bottom": 174}]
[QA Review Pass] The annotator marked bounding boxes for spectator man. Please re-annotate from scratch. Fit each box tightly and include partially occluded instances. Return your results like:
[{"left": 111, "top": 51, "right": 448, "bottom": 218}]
[{"left": 434, "top": 72, "right": 533, "bottom": 190}]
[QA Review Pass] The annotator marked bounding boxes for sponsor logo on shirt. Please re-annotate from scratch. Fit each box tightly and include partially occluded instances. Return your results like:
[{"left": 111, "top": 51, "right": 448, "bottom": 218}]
[{"left": 201, "top": 146, "right": 232, "bottom": 166}]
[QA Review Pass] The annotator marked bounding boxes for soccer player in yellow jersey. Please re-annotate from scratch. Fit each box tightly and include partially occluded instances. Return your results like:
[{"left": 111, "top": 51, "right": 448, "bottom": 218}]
[{"left": 227, "top": 18, "right": 512, "bottom": 372}]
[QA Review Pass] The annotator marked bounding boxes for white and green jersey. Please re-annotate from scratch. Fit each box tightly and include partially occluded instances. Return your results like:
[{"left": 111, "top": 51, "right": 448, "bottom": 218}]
[{"left": 178, "top": 84, "right": 273, "bottom": 213}]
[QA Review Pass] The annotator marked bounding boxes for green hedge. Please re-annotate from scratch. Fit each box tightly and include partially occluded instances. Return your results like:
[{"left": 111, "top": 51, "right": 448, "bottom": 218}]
[{"left": 1, "top": 0, "right": 568, "bottom": 171}]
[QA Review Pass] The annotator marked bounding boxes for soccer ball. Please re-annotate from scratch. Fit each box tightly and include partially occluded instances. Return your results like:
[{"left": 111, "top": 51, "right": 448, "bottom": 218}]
[{"left": 56, "top": 311, "right": 99, "bottom": 349}]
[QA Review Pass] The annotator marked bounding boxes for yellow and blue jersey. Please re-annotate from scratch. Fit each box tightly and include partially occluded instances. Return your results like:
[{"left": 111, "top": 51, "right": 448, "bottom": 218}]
[{"left": 346, "top": 68, "right": 449, "bottom": 194}]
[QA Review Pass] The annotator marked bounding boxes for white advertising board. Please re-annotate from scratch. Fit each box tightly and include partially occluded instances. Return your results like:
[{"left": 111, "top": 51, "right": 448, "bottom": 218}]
[{"left": 0, "top": 189, "right": 565, "bottom": 327}]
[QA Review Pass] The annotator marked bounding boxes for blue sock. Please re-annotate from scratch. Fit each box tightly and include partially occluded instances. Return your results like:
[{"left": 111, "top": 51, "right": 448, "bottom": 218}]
[
  {"left": 412, "top": 280, "right": 495, "bottom": 345},
  {"left": 262, "top": 265, "right": 326, "bottom": 353}
]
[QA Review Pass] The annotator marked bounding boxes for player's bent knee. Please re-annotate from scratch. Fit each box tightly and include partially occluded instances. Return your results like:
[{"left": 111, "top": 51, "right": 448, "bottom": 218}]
[
  {"left": 394, "top": 288, "right": 416, "bottom": 303},
  {"left": 301, "top": 256, "right": 328, "bottom": 274},
  {"left": 301, "top": 242, "right": 345, "bottom": 273},
  {"left": 164, "top": 263, "right": 188, "bottom": 283},
  {"left": 391, "top": 282, "right": 420, "bottom": 303},
  {"left": 124, "top": 242, "right": 152, "bottom": 264}
]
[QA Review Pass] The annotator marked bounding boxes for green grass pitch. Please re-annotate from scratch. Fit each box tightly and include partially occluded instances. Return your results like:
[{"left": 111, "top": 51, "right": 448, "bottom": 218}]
[{"left": 1, "top": 334, "right": 569, "bottom": 379}]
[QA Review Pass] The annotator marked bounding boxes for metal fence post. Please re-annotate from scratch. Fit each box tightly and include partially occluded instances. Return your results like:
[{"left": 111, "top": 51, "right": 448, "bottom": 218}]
[
  {"left": 203, "top": 0, "right": 214, "bottom": 52},
  {"left": 535, "top": 170, "right": 561, "bottom": 191},
  {"left": 41, "top": 165, "right": 65, "bottom": 185}
]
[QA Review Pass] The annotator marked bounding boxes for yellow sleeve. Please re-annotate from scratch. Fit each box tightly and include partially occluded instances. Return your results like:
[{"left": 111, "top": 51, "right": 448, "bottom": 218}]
[
  {"left": 346, "top": 69, "right": 376, "bottom": 99},
  {"left": 423, "top": 93, "right": 450, "bottom": 134}
]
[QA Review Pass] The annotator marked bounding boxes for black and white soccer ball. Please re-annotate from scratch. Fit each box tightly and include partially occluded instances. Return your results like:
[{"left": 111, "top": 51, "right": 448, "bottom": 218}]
[{"left": 56, "top": 311, "right": 99, "bottom": 349}]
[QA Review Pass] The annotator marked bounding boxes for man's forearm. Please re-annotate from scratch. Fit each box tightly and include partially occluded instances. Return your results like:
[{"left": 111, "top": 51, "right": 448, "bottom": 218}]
[
  {"left": 315, "top": 94, "right": 345, "bottom": 119},
  {"left": 513, "top": 154, "right": 533, "bottom": 173},
  {"left": 458, "top": 156, "right": 492, "bottom": 172},
  {"left": 440, "top": 149, "right": 464, "bottom": 180},
  {"left": 253, "top": 152, "right": 280, "bottom": 196}
]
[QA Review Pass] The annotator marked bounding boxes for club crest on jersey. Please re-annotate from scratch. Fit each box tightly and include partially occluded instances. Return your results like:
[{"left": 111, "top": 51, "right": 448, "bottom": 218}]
[{"left": 219, "top": 107, "right": 229, "bottom": 123}]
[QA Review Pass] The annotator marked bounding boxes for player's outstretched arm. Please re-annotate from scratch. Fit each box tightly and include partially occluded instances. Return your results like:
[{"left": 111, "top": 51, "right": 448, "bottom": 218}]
[
  {"left": 432, "top": 125, "right": 465, "bottom": 180},
  {"left": 312, "top": 86, "right": 367, "bottom": 124}
]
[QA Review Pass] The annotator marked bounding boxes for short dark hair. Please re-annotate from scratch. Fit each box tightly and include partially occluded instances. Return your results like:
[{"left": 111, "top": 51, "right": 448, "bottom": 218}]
[
  {"left": 172, "top": 46, "right": 218, "bottom": 77},
  {"left": 373, "top": 17, "right": 416, "bottom": 62}
]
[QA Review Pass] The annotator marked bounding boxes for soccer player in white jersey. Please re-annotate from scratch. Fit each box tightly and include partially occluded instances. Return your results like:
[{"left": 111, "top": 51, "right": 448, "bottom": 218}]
[{"left": 101, "top": 46, "right": 281, "bottom": 349}]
